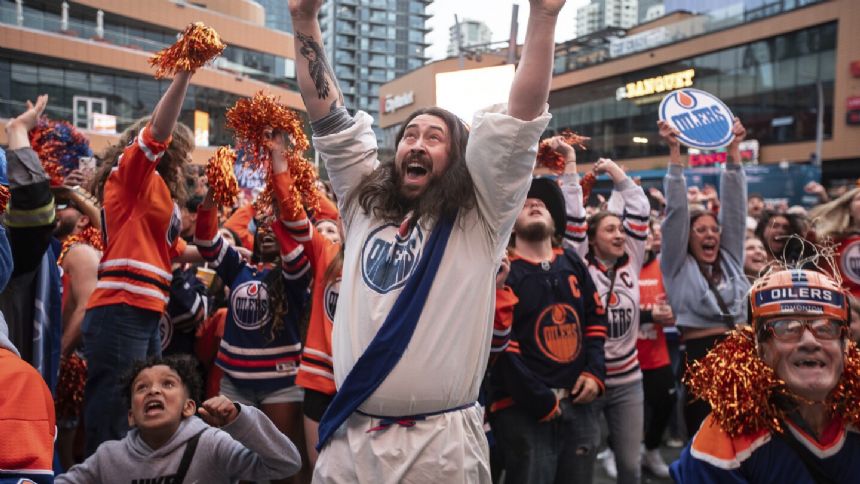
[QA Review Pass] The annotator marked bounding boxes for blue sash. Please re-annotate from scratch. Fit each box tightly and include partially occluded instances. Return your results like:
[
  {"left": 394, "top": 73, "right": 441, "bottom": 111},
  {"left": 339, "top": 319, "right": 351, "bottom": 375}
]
[{"left": 316, "top": 215, "right": 455, "bottom": 450}]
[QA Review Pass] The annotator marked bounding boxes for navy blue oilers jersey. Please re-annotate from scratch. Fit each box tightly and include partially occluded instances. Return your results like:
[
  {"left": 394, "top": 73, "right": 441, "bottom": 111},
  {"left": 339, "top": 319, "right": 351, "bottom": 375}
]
[
  {"left": 195, "top": 206, "right": 310, "bottom": 392},
  {"left": 489, "top": 247, "right": 607, "bottom": 419}
]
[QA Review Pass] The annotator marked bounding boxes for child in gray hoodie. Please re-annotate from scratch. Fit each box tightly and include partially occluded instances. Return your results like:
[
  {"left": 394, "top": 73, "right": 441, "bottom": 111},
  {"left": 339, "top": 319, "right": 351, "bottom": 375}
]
[{"left": 57, "top": 355, "right": 302, "bottom": 484}]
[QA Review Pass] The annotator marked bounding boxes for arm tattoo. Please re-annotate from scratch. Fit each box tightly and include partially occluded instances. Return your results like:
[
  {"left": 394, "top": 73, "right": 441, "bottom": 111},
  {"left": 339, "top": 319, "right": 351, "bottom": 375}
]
[{"left": 296, "top": 31, "right": 344, "bottom": 105}]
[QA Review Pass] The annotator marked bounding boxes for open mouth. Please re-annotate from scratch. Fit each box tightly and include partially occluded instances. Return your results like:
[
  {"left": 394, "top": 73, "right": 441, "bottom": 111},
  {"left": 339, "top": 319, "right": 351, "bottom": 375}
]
[
  {"left": 406, "top": 163, "right": 429, "bottom": 178},
  {"left": 402, "top": 154, "right": 432, "bottom": 185},
  {"left": 701, "top": 241, "right": 717, "bottom": 257},
  {"left": 794, "top": 359, "right": 826, "bottom": 369},
  {"left": 144, "top": 400, "right": 165, "bottom": 416}
]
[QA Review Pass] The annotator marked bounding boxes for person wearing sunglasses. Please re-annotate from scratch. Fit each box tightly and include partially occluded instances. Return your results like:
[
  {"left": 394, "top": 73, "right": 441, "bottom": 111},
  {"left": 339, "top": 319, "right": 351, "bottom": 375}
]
[
  {"left": 672, "top": 268, "right": 860, "bottom": 483},
  {"left": 657, "top": 118, "right": 751, "bottom": 437}
]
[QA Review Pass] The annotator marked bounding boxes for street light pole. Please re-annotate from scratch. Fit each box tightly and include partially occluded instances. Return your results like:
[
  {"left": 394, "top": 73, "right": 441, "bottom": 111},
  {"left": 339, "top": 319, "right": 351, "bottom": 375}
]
[
  {"left": 814, "top": 80, "right": 823, "bottom": 166},
  {"left": 507, "top": 4, "right": 519, "bottom": 64}
]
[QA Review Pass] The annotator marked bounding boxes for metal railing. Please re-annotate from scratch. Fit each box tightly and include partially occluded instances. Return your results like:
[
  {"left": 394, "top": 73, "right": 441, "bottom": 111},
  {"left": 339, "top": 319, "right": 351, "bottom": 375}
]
[{"left": 0, "top": 3, "right": 296, "bottom": 89}]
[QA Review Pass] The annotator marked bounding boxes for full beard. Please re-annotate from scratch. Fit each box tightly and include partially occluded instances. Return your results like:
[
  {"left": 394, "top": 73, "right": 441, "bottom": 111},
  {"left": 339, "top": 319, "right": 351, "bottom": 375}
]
[{"left": 515, "top": 220, "right": 554, "bottom": 243}]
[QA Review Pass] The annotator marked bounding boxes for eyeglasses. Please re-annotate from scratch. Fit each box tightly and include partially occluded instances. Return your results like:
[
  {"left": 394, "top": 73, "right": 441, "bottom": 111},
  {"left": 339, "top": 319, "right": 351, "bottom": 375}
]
[
  {"left": 692, "top": 225, "right": 722, "bottom": 235},
  {"left": 764, "top": 318, "right": 845, "bottom": 342}
]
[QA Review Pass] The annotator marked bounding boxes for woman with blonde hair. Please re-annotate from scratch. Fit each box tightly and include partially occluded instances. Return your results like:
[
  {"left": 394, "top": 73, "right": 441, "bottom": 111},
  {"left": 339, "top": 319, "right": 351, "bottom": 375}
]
[{"left": 809, "top": 186, "right": 860, "bottom": 297}]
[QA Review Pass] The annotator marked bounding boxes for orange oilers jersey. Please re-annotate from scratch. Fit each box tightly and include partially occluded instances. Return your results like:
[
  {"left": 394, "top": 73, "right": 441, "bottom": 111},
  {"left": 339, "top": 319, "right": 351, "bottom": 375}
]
[
  {"left": 87, "top": 125, "right": 185, "bottom": 314},
  {"left": 636, "top": 257, "right": 671, "bottom": 370},
  {"left": 270, "top": 172, "right": 341, "bottom": 396},
  {"left": 0, "top": 348, "right": 56, "bottom": 482},
  {"left": 295, "top": 233, "right": 340, "bottom": 396}
]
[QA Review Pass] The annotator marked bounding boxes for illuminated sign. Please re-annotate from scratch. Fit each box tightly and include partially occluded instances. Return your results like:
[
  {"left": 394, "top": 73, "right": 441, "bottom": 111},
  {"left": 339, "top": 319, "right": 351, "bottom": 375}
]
[
  {"left": 382, "top": 91, "right": 415, "bottom": 114},
  {"left": 91, "top": 113, "right": 116, "bottom": 134},
  {"left": 616, "top": 69, "right": 695, "bottom": 100},
  {"left": 194, "top": 110, "right": 209, "bottom": 147}
]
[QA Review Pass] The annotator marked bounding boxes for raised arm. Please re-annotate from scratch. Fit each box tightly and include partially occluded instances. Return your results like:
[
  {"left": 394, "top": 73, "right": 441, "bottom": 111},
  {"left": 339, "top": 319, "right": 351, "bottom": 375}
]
[
  {"left": 149, "top": 71, "right": 192, "bottom": 142},
  {"left": 553, "top": 137, "right": 588, "bottom": 257},
  {"left": 112, "top": 71, "right": 193, "bottom": 195},
  {"left": 288, "top": 0, "right": 343, "bottom": 122},
  {"left": 718, "top": 118, "right": 748, "bottom": 264},
  {"left": 658, "top": 120, "right": 690, "bottom": 278},
  {"left": 594, "top": 158, "right": 649, "bottom": 269},
  {"left": 4, "top": 95, "right": 56, "bottom": 275},
  {"left": 508, "top": 0, "right": 566, "bottom": 121}
]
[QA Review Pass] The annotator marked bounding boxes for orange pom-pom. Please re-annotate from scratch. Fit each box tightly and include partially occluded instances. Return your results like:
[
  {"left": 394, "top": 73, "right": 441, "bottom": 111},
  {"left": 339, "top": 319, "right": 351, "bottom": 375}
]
[
  {"left": 226, "top": 91, "right": 320, "bottom": 219},
  {"left": 685, "top": 327, "right": 788, "bottom": 437},
  {"left": 687, "top": 327, "right": 860, "bottom": 438},
  {"left": 830, "top": 341, "right": 860, "bottom": 429},
  {"left": 580, "top": 172, "right": 597, "bottom": 203},
  {"left": 0, "top": 185, "right": 10, "bottom": 215},
  {"left": 58, "top": 225, "right": 104, "bottom": 266},
  {"left": 55, "top": 353, "right": 87, "bottom": 421},
  {"left": 537, "top": 130, "right": 589, "bottom": 174},
  {"left": 206, "top": 147, "right": 240, "bottom": 207},
  {"left": 149, "top": 22, "right": 225, "bottom": 79},
  {"left": 226, "top": 91, "right": 308, "bottom": 167}
]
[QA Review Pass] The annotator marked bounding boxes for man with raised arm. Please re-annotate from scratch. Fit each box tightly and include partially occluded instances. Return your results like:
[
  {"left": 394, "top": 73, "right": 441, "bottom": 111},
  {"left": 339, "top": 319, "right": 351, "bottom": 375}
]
[{"left": 288, "top": 1, "right": 563, "bottom": 482}]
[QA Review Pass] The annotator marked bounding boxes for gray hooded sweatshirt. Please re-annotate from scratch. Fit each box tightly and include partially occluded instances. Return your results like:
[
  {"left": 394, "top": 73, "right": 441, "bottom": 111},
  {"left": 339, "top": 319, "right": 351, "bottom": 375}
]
[
  {"left": 56, "top": 404, "right": 301, "bottom": 484},
  {"left": 660, "top": 163, "right": 750, "bottom": 329}
]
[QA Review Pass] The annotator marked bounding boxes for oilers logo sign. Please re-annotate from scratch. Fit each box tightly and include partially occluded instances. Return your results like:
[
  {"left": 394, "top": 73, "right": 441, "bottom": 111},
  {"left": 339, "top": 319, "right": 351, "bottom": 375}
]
[
  {"left": 361, "top": 223, "right": 424, "bottom": 294},
  {"left": 659, "top": 88, "right": 735, "bottom": 150},
  {"left": 231, "top": 281, "right": 271, "bottom": 330}
]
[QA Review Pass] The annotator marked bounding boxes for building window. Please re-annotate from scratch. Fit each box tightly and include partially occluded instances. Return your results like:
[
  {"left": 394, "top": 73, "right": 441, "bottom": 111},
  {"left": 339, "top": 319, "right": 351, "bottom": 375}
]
[{"left": 547, "top": 22, "right": 837, "bottom": 162}]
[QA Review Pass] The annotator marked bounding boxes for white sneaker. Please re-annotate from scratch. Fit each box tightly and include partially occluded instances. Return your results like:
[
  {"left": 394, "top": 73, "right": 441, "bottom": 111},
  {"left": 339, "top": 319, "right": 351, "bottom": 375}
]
[
  {"left": 597, "top": 448, "right": 618, "bottom": 479},
  {"left": 642, "top": 447, "right": 670, "bottom": 478}
]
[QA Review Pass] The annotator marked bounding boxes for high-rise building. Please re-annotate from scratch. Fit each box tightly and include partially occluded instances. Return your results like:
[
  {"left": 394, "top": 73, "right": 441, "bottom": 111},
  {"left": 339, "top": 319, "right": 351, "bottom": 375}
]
[
  {"left": 446, "top": 18, "right": 492, "bottom": 58},
  {"left": 320, "top": 0, "right": 432, "bottom": 136},
  {"left": 576, "top": 0, "right": 639, "bottom": 38},
  {"left": 256, "top": 0, "right": 293, "bottom": 33},
  {"left": 637, "top": 0, "right": 663, "bottom": 23},
  {"left": 0, "top": 0, "right": 302, "bottom": 163}
]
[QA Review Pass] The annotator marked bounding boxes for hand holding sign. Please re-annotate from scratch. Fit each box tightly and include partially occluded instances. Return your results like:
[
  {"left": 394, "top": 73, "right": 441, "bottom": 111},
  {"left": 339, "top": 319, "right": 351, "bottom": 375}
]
[{"left": 726, "top": 117, "right": 747, "bottom": 165}]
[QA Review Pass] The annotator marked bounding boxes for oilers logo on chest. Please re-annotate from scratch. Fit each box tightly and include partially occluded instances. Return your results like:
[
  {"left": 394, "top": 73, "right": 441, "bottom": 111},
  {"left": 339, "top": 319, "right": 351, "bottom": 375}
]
[
  {"left": 324, "top": 278, "right": 341, "bottom": 322},
  {"left": 604, "top": 289, "right": 636, "bottom": 340},
  {"left": 158, "top": 313, "right": 172, "bottom": 351},
  {"left": 840, "top": 239, "right": 860, "bottom": 285},
  {"left": 361, "top": 223, "right": 424, "bottom": 294},
  {"left": 231, "top": 280, "right": 271, "bottom": 330},
  {"left": 659, "top": 88, "right": 735, "bottom": 150},
  {"left": 534, "top": 304, "right": 582, "bottom": 363},
  {"left": 167, "top": 202, "right": 182, "bottom": 245}
]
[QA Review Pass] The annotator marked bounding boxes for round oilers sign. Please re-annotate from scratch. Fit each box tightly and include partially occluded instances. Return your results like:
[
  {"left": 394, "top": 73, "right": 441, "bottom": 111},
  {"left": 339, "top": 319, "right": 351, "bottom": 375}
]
[{"left": 659, "top": 88, "right": 735, "bottom": 150}]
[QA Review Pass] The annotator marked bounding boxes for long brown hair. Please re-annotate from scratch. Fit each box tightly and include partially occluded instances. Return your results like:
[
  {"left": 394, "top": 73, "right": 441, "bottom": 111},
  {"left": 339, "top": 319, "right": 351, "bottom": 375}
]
[
  {"left": 809, "top": 187, "right": 860, "bottom": 240},
  {"left": 90, "top": 117, "right": 193, "bottom": 205},
  {"left": 344, "top": 107, "right": 475, "bottom": 225}
]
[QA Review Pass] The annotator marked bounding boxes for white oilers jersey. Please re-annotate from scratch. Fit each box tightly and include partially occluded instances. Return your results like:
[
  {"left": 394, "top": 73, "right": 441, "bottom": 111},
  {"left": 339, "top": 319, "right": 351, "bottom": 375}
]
[
  {"left": 562, "top": 174, "right": 650, "bottom": 387},
  {"left": 314, "top": 105, "right": 551, "bottom": 416}
]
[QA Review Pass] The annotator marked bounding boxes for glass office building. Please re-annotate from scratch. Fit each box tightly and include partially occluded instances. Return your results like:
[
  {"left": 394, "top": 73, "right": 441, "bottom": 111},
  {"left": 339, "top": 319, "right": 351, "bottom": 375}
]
[
  {"left": 320, "top": 0, "right": 432, "bottom": 136},
  {"left": 548, "top": 22, "right": 836, "bottom": 164}
]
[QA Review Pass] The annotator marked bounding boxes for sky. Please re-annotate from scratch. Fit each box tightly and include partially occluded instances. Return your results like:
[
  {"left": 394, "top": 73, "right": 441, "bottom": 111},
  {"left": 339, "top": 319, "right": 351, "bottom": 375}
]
[{"left": 425, "top": 0, "right": 589, "bottom": 61}]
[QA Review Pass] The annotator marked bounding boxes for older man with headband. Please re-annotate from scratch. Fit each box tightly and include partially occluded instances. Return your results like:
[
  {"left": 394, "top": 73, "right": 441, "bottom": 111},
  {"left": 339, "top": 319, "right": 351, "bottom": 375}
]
[{"left": 672, "top": 268, "right": 860, "bottom": 483}]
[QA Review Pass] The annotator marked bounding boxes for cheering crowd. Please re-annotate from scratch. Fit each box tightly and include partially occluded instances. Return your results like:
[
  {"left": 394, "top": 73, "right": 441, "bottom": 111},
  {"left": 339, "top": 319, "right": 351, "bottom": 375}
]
[{"left": 1, "top": 0, "right": 859, "bottom": 483}]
